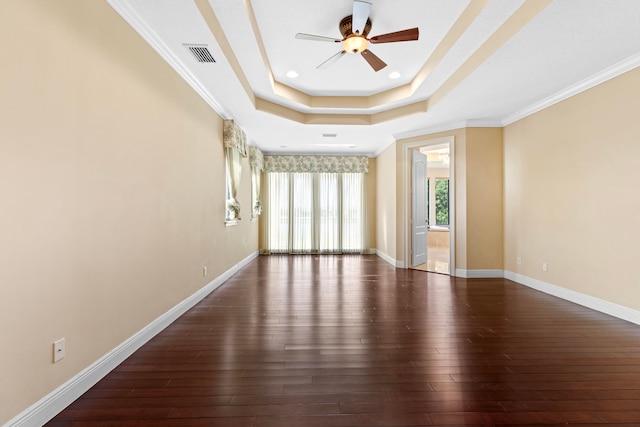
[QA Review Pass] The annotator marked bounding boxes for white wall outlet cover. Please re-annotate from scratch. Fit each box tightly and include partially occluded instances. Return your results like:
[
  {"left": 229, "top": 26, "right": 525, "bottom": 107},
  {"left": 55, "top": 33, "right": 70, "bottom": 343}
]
[{"left": 53, "top": 338, "right": 65, "bottom": 363}]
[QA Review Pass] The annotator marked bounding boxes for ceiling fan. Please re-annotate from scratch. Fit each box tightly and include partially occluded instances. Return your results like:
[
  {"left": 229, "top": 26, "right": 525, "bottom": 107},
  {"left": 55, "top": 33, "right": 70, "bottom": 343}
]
[{"left": 295, "top": 0, "right": 419, "bottom": 72}]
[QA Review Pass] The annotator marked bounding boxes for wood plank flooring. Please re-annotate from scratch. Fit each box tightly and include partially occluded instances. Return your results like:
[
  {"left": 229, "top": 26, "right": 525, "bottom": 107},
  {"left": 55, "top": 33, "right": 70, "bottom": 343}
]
[{"left": 47, "top": 255, "right": 640, "bottom": 426}]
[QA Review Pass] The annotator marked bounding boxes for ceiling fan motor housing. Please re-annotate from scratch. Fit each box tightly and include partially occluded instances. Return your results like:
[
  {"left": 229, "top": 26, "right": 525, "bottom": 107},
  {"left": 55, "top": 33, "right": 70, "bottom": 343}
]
[{"left": 340, "top": 15, "right": 372, "bottom": 38}]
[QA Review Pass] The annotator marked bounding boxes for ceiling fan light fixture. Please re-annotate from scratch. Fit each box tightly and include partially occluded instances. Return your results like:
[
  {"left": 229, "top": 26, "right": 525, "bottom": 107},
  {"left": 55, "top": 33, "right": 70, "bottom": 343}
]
[
  {"left": 299, "top": 2, "right": 417, "bottom": 71},
  {"left": 286, "top": 70, "right": 299, "bottom": 78},
  {"left": 342, "top": 35, "right": 368, "bottom": 53},
  {"left": 388, "top": 71, "right": 401, "bottom": 79}
]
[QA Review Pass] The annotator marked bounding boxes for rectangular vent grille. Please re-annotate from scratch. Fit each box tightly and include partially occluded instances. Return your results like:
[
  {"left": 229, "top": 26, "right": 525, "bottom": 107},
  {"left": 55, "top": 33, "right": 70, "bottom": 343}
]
[
  {"left": 185, "top": 45, "right": 216, "bottom": 63},
  {"left": 322, "top": 133, "right": 338, "bottom": 138}
]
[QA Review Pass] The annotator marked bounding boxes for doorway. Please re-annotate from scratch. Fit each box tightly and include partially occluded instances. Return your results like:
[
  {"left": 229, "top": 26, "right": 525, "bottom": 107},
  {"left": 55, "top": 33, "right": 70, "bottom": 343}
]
[{"left": 404, "top": 137, "right": 455, "bottom": 275}]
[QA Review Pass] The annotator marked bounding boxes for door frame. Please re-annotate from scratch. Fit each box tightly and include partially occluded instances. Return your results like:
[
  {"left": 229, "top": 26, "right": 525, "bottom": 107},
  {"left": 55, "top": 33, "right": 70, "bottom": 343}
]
[
  {"left": 411, "top": 149, "right": 428, "bottom": 267},
  {"left": 402, "top": 136, "right": 455, "bottom": 274}
]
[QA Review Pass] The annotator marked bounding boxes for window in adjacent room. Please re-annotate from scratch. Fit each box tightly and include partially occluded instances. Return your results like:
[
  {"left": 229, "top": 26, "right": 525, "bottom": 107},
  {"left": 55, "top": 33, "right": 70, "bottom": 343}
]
[{"left": 435, "top": 178, "right": 449, "bottom": 226}]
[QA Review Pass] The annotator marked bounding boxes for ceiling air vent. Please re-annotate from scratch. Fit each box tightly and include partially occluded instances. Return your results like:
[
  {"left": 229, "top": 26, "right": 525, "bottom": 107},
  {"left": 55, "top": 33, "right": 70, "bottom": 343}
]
[
  {"left": 322, "top": 133, "right": 338, "bottom": 138},
  {"left": 185, "top": 44, "right": 216, "bottom": 63}
]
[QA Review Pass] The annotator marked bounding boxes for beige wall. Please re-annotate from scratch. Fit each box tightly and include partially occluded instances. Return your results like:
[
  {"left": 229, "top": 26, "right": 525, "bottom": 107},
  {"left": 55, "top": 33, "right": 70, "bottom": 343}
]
[
  {"left": 504, "top": 67, "right": 640, "bottom": 310},
  {"left": 0, "top": 1, "right": 257, "bottom": 423},
  {"left": 375, "top": 143, "right": 397, "bottom": 260},
  {"left": 366, "top": 157, "right": 377, "bottom": 250},
  {"left": 466, "top": 128, "right": 504, "bottom": 270}
]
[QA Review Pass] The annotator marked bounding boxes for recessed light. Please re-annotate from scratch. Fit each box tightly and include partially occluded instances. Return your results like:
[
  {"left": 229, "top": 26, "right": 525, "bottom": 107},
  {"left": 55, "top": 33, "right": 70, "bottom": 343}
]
[
  {"left": 286, "top": 70, "right": 299, "bottom": 78},
  {"left": 388, "top": 71, "right": 401, "bottom": 79}
]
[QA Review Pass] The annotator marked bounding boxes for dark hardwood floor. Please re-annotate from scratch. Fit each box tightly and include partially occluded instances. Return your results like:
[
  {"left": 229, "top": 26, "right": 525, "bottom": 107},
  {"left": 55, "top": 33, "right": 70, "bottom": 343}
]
[{"left": 47, "top": 255, "right": 640, "bottom": 426}]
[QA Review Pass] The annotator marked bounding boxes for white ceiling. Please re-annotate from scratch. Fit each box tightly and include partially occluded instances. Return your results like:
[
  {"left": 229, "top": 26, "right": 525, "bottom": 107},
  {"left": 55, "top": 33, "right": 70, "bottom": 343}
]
[
  {"left": 108, "top": 0, "right": 640, "bottom": 156},
  {"left": 250, "top": 0, "right": 468, "bottom": 96}
]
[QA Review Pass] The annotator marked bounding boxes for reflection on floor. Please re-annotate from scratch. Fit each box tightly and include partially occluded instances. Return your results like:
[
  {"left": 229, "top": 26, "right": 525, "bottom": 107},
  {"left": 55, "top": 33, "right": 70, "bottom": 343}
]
[{"left": 414, "top": 230, "right": 450, "bottom": 274}]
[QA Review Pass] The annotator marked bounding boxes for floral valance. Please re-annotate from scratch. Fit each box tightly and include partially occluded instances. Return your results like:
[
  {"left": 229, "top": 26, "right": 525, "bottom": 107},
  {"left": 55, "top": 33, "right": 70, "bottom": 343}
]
[
  {"left": 223, "top": 120, "right": 247, "bottom": 157},
  {"left": 264, "top": 156, "right": 369, "bottom": 173},
  {"left": 248, "top": 146, "right": 264, "bottom": 171}
]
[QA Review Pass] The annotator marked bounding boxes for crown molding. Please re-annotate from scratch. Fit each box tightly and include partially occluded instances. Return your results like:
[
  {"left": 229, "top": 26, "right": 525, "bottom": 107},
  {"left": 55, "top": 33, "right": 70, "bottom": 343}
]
[
  {"left": 502, "top": 52, "right": 640, "bottom": 126},
  {"left": 107, "top": 0, "right": 640, "bottom": 146},
  {"left": 392, "top": 119, "right": 502, "bottom": 142},
  {"left": 465, "top": 119, "right": 505, "bottom": 127},
  {"left": 106, "top": 0, "right": 231, "bottom": 120},
  {"left": 372, "top": 136, "right": 398, "bottom": 157},
  {"left": 393, "top": 121, "right": 467, "bottom": 141}
]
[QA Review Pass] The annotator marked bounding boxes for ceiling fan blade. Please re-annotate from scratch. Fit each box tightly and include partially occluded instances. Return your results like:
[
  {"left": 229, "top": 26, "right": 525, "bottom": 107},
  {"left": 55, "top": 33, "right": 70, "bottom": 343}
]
[
  {"left": 295, "top": 33, "right": 342, "bottom": 43},
  {"left": 317, "top": 50, "right": 347, "bottom": 70},
  {"left": 369, "top": 27, "right": 419, "bottom": 44},
  {"left": 361, "top": 49, "right": 387, "bottom": 72},
  {"left": 352, "top": 0, "right": 372, "bottom": 35}
]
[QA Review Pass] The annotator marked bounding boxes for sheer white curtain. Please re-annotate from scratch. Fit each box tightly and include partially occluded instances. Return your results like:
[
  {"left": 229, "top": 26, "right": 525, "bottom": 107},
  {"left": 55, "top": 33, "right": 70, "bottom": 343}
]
[
  {"left": 265, "top": 172, "right": 366, "bottom": 253},
  {"left": 318, "top": 173, "right": 340, "bottom": 253},
  {"left": 223, "top": 120, "right": 247, "bottom": 223},
  {"left": 266, "top": 172, "right": 289, "bottom": 252},
  {"left": 291, "top": 173, "right": 313, "bottom": 252},
  {"left": 342, "top": 172, "right": 368, "bottom": 252},
  {"left": 249, "top": 146, "right": 264, "bottom": 219},
  {"left": 225, "top": 147, "right": 242, "bottom": 221}
]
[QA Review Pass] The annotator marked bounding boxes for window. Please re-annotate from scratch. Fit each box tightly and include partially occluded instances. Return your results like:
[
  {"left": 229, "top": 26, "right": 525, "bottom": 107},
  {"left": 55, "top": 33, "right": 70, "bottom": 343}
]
[
  {"left": 435, "top": 178, "right": 449, "bottom": 226},
  {"left": 223, "top": 120, "right": 247, "bottom": 224},
  {"left": 341, "top": 173, "right": 365, "bottom": 252},
  {"left": 291, "top": 173, "right": 313, "bottom": 252},
  {"left": 266, "top": 172, "right": 290, "bottom": 252},
  {"left": 225, "top": 146, "right": 242, "bottom": 224},
  {"left": 249, "top": 146, "right": 264, "bottom": 220},
  {"left": 265, "top": 172, "right": 366, "bottom": 253}
]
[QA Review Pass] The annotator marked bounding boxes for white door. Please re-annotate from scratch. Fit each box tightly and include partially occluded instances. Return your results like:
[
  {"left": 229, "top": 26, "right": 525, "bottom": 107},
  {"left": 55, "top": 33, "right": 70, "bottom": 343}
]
[{"left": 412, "top": 150, "right": 428, "bottom": 266}]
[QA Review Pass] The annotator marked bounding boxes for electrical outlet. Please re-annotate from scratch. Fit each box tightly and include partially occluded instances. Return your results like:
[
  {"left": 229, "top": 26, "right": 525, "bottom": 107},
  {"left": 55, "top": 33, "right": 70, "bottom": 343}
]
[
  {"left": 53, "top": 338, "right": 65, "bottom": 363},
  {"left": 203, "top": 266, "right": 208, "bottom": 277},
  {"left": 517, "top": 257, "right": 522, "bottom": 265},
  {"left": 542, "top": 262, "right": 548, "bottom": 272}
]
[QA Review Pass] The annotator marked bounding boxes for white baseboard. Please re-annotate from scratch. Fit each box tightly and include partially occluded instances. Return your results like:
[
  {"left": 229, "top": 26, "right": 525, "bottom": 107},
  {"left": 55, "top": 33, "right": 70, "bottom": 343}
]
[
  {"left": 455, "top": 269, "right": 505, "bottom": 278},
  {"left": 373, "top": 249, "right": 404, "bottom": 268},
  {"left": 505, "top": 270, "right": 640, "bottom": 326},
  {"left": 5, "top": 251, "right": 259, "bottom": 427}
]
